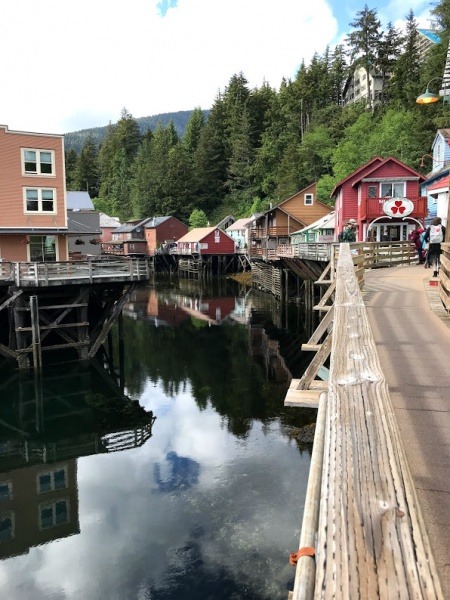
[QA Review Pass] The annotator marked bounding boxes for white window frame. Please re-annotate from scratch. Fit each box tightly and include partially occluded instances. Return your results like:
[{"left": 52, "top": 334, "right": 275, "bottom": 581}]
[
  {"left": 23, "top": 187, "right": 56, "bottom": 214},
  {"left": 38, "top": 499, "right": 70, "bottom": 530},
  {"left": 214, "top": 230, "right": 220, "bottom": 243},
  {"left": 22, "top": 148, "right": 55, "bottom": 176},
  {"left": 380, "top": 181, "right": 406, "bottom": 198},
  {"left": 304, "top": 193, "right": 313, "bottom": 206},
  {"left": 37, "top": 465, "right": 68, "bottom": 494}
]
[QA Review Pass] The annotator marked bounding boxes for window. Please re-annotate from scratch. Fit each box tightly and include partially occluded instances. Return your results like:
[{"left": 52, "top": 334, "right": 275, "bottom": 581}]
[
  {"left": 24, "top": 188, "right": 55, "bottom": 213},
  {"left": 214, "top": 230, "right": 220, "bottom": 243},
  {"left": 380, "top": 182, "right": 405, "bottom": 197},
  {"left": 29, "top": 236, "right": 57, "bottom": 262},
  {"left": 368, "top": 186, "right": 377, "bottom": 198},
  {"left": 37, "top": 467, "right": 67, "bottom": 493},
  {"left": 0, "top": 482, "right": 12, "bottom": 502},
  {"left": 0, "top": 513, "right": 14, "bottom": 542},
  {"left": 39, "top": 500, "right": 69, "bottom": 529},
  {"left": 22, "top": 149, "right": 54, "bottom": 175},
  {"left": 304, "top": 193, "right": 313, "bottom": 205}
]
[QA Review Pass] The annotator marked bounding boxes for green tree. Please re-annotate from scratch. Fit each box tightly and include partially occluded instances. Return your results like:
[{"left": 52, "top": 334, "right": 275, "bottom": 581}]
[
  {"left": 346, "top": 5, "right": 383, "bottom": 111},
  {"left": 65, "top": 149, "right": 78, "bottom": 190},
  {"left": 189, "top": 208, "right": 208, "bottom": 228},
  {"left": 72, "top": 134, "right": 100, "bottom": 197}
]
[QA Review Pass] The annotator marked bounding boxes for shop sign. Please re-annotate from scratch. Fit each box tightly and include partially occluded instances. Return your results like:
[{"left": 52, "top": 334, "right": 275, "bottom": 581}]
[{"left": 383, "top": 197, "right": 414, "bottom": 217}]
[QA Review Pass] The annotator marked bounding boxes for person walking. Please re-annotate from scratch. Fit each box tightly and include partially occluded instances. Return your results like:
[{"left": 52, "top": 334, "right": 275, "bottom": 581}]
[
  {"left": 424, "top": 217, "right": 446, "bottom": 276},
  {"left": 410, "top": 226, "right": 425, "bottom": 264}
]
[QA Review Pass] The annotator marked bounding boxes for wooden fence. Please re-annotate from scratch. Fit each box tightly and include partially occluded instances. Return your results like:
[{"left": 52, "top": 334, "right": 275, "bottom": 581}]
[
  {"left": 287, "top": 244, "right": 444, "bottom": 599},
  {"left": 439, "top": 241, "right": 450, "bottom": 312},
  {"left": 0, "top": 258, "right": 149, "bottom": 287}
]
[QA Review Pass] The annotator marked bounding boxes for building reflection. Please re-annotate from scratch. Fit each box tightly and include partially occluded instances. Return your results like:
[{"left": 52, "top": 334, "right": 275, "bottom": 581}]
[{"left": 0, "top": 362, "right": 156, "bottom": 560}]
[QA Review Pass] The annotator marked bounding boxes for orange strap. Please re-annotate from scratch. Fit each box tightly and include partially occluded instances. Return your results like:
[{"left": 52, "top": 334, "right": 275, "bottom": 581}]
[{"left": 289, "top": 546, "right": 316, "bottom": 566}]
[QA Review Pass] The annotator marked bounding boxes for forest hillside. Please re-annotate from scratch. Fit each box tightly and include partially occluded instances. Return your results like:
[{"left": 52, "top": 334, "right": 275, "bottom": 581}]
[{"left": 64, "top": 1, "right": 450, "bottom": 225}]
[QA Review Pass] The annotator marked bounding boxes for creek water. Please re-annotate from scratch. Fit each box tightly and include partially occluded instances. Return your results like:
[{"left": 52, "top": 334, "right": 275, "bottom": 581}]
[{"left": 0, "top": 278, "right": 318, "bottom": 600}]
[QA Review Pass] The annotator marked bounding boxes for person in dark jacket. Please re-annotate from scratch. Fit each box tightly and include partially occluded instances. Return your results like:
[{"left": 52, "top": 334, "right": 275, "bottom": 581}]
[{"left": 424, "top": 217, "right": 446, "bottom": 276}]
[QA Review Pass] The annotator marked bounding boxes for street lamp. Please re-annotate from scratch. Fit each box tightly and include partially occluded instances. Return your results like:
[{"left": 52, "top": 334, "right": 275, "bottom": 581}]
[{"left": 416, "top": 76, "right": 450, "bottom": 104}]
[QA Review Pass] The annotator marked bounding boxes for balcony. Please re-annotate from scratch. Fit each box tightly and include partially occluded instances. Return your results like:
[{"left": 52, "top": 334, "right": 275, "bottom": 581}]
[
  {"left": 362, "top": 197, "right": 427, "bottom": 221},
  {"left": 250, "top": 226, "right": 293, "bottom": 239}
]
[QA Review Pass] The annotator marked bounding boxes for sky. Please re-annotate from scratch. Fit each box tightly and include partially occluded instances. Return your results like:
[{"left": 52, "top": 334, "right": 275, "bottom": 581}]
[{"left": 0, "top": 0, "right": 435, "bottom": 135}]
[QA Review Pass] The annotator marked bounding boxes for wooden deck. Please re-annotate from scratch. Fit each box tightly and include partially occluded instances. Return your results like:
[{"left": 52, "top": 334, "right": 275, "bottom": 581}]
[
  {"left": 286, "top": 244, "right": 444, "bottom": 599},
  {"left": 0, "top": 258, "right": 150, "bottom": 287}
]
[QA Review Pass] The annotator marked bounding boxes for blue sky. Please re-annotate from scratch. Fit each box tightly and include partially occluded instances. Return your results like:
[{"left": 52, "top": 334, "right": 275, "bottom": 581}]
[{"left": 0, "top": 0, "right": 434, "bottom": 134}]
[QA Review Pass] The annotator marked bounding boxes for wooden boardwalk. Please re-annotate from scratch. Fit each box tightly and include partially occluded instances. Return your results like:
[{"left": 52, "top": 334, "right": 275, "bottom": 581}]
[{"left": 287, "top": 246, "right": 445, "bottom": 599}]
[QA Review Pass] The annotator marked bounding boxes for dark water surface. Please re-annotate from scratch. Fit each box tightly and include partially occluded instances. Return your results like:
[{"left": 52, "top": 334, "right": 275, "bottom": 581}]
[{"left": 0, "top": 278, "right": 317, "bottom": 600}]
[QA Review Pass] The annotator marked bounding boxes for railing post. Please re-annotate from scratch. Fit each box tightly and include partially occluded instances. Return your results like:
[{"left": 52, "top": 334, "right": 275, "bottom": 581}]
[{"left": 89, "top": 261, "right": 93, "bottom": 283}]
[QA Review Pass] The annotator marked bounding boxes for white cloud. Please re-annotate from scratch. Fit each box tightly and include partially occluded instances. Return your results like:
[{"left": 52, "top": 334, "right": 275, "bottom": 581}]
[{"left": 0, "top": 0, "right": 338, "bottom": 133}]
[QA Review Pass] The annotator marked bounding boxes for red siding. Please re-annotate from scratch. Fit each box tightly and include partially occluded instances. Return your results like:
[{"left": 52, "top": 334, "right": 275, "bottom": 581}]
[{"left": 199, "top": 229, "right": 235, "bottom": 254}]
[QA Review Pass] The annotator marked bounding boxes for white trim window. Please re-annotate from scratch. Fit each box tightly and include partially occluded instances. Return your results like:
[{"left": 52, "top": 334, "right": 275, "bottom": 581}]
[
  {"left": 39, "top": 499, "right": 69, "bottom": 529},
  {"left": 24, "top": 188, "right": 56, "bottom": 213},
  {"left": 37, "top": 466, "right": 68, "bottom": 494},
  {"left": 380, "top": 182, "right": 405, "bottom": 198},
  {"left": 22, "top": 149, "right": 55, "bottom": 176},
  {"left": 304, "top": 193, "right": 314, "bottom": 205}
]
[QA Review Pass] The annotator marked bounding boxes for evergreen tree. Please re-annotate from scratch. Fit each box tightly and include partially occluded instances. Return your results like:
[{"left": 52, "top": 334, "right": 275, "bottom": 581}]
[
  {"left": 72, "top": 134, "right": 99, "bottom": 197},
  {"left": 183, "top": 107, "right": 205, "bottom": 154},
  {"left": 346, "top": 5, "right": 383, "bottom": 111},
  {"left": 65, "top": 149, "right": 78, "bottom": 190},
  {"left": 389, "top": 11, "right": 421, "bottom": 107}
]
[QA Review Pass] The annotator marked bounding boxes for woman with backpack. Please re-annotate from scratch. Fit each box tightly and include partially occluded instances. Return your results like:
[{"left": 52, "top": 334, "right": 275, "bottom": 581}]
[{"left": 424, "top": 217, "right": 446, "bottom": 276}]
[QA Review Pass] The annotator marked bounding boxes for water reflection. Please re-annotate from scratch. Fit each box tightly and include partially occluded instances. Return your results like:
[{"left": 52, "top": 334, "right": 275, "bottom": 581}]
[
  {"left": 0, "top": 279, "right": 317, "bottom": 599},
  {"left": 0, "top": 363, "right": 156, "bottom": 562}
]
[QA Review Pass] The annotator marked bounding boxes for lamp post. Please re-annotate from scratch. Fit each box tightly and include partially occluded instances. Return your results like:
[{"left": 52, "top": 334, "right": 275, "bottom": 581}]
[{"left": 416, "top": 76, "right": 450, "bottom": 105}]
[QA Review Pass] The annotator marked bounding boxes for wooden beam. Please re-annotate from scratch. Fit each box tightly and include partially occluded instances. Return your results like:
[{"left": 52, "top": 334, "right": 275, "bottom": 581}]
[
  {"left": 0, "top": 290, "right": 23, "bottom": 313},
  {"left": 284, "top": 388, "right": 322, "bottom": 408}
]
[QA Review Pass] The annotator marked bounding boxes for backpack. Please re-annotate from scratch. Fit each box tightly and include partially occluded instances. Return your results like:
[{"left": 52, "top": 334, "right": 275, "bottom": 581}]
[{"left": 429, "top": 224, "right": 443, "bottom": 244}]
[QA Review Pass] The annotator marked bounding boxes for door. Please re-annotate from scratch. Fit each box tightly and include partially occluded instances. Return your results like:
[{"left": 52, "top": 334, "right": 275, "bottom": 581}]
[{"left": 29, "top": 236, "right": 57, "bottom": 262}]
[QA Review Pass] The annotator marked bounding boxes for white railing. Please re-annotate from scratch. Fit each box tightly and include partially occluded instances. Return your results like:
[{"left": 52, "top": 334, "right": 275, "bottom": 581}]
[{"left": 0, "top": 258, "right": 149, "bottom": 287}]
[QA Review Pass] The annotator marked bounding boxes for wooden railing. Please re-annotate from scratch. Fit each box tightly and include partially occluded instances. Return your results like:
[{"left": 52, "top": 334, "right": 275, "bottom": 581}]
[
  {"left": 0, "top": 258, "right": 150, "bottom": 287},
  {"left": 273, "top": 241, "right": 415, "bottom": 266},
  {"left": 439, "top": 241, "right": 450, "bottom": 312},
  {"left": 287, "top": 244, "right": 443, "bottom": 599},
  {"left": 362, "top": 196, "right": 427, "bottom": 220}
]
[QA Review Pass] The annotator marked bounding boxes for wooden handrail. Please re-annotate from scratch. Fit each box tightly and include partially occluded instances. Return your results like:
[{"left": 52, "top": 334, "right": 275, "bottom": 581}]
[{"left": 289, "top": 244, "right": 444, "bottom": 599}]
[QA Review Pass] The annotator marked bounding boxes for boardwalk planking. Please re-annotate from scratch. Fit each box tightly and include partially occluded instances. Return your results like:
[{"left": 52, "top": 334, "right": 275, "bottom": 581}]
[{"left": 312, "top": 244, "right": 443, "bottom": 599}]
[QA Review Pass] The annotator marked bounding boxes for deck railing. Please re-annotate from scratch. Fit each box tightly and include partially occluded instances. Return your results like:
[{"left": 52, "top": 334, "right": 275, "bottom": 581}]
[
  {"left": 439, "top": 241, "right": 450, "bottom": 312},
  {"left": 0, "top": 258, "right": 149, "bottom": 287}
]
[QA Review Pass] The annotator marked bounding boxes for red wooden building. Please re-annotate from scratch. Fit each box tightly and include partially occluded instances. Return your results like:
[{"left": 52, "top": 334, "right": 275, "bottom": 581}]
[
  {"left": 332, "top": 157, "right": 427, "bottom": 242},
  {"left": 145, "top": 216, "right": 188, "bottom": 256},
  {"left": 176, "top": 227, "right": 235, "bottom": 255}
]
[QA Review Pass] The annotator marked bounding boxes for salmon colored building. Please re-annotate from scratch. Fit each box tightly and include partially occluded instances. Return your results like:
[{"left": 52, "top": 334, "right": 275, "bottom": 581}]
[{"left": 0, "top": 124, "right": 69, "bottom": 262}]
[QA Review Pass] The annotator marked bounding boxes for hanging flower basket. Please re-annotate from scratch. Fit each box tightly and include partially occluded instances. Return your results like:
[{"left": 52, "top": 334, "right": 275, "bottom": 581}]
[{"left": 75, "top": 239, "right": 85, "bottom": 245}]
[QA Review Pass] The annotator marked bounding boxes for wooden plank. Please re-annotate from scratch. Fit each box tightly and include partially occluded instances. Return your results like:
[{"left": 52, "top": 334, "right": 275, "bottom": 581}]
[
  {"left": 312, "top": 244, "right": 443, "bottom": 599},
  {"left": 305, "top": 306, "right": 334, "bottom": 346},
  {"left": 313, "top": 281, "right": 336, "bottom": 310},
  {"left": 284, "top": 389, "right": 321, "bottom": 408},
  {"left": 296, "top": 332, "right": 332, "bottom": 391},
  {"left": 301, "top": 343, "right": 321, "bottom": 351},
  {"left": 0, "top": 290, "right": 23, "bottom": 313}
]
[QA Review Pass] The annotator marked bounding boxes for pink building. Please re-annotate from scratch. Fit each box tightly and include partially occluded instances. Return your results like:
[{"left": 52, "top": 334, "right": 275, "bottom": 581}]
[{"left": 0, "top": 124, "right": 69, "bottom": 262}]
